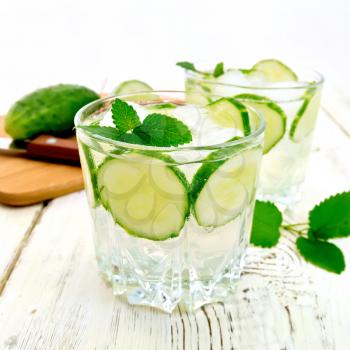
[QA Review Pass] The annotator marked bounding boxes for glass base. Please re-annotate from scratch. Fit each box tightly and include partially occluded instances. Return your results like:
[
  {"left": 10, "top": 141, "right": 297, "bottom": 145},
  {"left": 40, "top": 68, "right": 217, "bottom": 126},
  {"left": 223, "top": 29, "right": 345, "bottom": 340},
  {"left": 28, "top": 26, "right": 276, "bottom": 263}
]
[{"left": 97, "top": 257, "right": 243, "bottom": 313}]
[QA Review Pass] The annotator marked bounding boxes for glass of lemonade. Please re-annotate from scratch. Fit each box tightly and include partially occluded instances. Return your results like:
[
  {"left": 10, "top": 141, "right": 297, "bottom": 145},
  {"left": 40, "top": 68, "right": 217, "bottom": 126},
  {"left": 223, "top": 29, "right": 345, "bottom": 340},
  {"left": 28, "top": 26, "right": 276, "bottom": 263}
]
[
  {"left": 75, "top": 91, "right": 265, "bottom": 312},
  {"left": 183, "top": 60, "right": 324, "bottom": 205}
]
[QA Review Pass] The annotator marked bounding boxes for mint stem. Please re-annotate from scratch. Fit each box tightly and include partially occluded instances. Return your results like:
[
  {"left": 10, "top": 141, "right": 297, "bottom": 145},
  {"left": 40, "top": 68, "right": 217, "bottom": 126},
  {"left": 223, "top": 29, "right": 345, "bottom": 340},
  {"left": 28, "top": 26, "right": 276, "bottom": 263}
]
[{"left": 282, "top": 223, "right": 309, "bottom": 237}]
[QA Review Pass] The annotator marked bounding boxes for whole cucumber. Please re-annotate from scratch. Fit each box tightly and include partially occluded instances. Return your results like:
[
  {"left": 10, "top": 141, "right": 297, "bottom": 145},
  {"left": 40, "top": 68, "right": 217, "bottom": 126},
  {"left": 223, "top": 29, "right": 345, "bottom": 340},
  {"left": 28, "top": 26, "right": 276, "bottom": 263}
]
[{"left": 5, "top": 84, "right": 99, "bottom": 140}]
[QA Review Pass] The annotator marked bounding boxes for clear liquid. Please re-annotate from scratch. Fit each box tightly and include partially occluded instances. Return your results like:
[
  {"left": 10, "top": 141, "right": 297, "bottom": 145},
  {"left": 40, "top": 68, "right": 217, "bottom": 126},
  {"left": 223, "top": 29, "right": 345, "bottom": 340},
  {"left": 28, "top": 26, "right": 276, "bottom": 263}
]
[
  {"left": 77, "top": 101, "right": 261, "bottom": 312},
  {"left": 186, "top": 78, "right": 321, "bottom": 205}
]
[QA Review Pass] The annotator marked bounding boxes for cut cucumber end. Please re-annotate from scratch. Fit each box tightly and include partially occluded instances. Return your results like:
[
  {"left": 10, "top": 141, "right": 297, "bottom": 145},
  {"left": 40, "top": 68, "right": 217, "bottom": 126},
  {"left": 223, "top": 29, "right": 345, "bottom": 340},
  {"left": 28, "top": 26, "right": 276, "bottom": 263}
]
[
  {"left": 289, "top": 88, "right": 321, "bottom": 142},
  {"left": 235, "top": 93, "right": 286, "bottom": 153},
  {"left": 97, "top": 153, "right": 189, "bottom": 241},
  {"left": 207, "top": 97, "right": 251, "bottom": 135},
  {"left": 252, "top": 59, "right": 298, "bottom": 82},
  {"left": 191, "top": 147, "right": 261, "bottom": 227}
]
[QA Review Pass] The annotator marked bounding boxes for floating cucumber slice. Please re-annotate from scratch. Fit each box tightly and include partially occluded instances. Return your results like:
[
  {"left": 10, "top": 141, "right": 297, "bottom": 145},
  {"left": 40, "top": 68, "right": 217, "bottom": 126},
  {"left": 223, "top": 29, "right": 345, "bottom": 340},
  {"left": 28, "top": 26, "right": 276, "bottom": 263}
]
[
  {"left": 207, "top": 98, "right": 251, "bottom": 135},
  {"left": 114, "top": 80, "right": 153, "bottom": 95},
  {"left": 79, "top": 141, "right": 100, "bottom": 207},
  {"left": 185, "top": 78, "right": 212, "bottom": 105},
  {"left": 97, "top": 153, "right": 189, "bottom": 241},
  {"left": 191, "top": 147, "right": 261, "bottom": 227},
  {"left": 289, "top": 88, "right": 321, "bottom": 142},
  {"left": 252, "top": 59, "right": 298, "bottom": 82},
  {"left": 145, "top": 102, "right": 178, "bottom": 115},
  {"left": 235, "top": 94, "right": 286, "bottom": 153}
]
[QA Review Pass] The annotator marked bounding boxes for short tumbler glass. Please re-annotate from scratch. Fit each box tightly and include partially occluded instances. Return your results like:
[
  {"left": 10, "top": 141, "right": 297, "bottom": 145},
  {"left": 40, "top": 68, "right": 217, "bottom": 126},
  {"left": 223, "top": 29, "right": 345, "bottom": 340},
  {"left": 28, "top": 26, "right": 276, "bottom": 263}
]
[
  {"left": 185, "top": 69, "right": 324, "bottom": 205},
  {"left": 75, "top": 91, "right": 265, "bottom": 312}
]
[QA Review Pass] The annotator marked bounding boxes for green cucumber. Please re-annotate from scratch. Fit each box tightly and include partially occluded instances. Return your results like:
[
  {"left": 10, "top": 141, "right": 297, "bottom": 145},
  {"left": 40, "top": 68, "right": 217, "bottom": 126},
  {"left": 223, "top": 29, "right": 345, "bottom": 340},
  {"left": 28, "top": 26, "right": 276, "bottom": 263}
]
[
  {"left": 235, "top": 94, "right": 286, "bottom": 153},
  {"left": 207, "top": 97, "right": 251, "bottom": 135},
  {"left": 191, "top": 147, "right": 261, "bottom": 227},
  {"left": 289, "top": 88, "right": 321, "bottom": 142},
  {"left": 113, "top": 80, "right": 152, "bottom": 95},
  {"left": 5, "top": 84, "right": 99, "bottom": 140},
  {"left": 252, "top": 59, "right": 298, "bottom": 82},
  {"left": 97, "top": 152, "right": 189, "bottom": 241}
]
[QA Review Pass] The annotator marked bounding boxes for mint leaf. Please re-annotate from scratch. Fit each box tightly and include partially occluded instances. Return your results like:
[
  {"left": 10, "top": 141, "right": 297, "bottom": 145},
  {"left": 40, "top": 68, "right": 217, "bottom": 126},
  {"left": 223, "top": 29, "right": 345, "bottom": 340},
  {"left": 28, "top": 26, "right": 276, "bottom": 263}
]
[
  {"left": 111, "top": 98, "right": 141, "bottom": 133},
  {"left": 134, "top": 113, "right": 192, "bottom": 147},
  {"left": 213, "top": 62, "right": 224, "bottom": 77},
  {"left": 78, "top": 125, "right": 121, "bottom": 140},
  {"left": 176, "top": 61, "right": 198, "bottom": 72},
  {"left": 117, "top": 132, "right": 147, "bottom": 145},
  {"left": 250, "top": 201, "right": 282, "bottom": 247},
  {"left": 309, "top": 192, "right": 350, "bottom": 239},
  {"left": 296, "top": 237, "right": 345, "bottom": 274}
]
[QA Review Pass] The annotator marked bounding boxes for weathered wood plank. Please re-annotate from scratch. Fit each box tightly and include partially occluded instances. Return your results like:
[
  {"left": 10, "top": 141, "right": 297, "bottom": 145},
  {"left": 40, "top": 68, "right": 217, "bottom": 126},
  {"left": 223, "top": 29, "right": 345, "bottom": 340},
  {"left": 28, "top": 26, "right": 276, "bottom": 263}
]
[
  {"left": 0, "top": 203, "right": 42, "bottom": 294},
  {"left": 0, "top": 104, "right": 349, "bottom": 349}
]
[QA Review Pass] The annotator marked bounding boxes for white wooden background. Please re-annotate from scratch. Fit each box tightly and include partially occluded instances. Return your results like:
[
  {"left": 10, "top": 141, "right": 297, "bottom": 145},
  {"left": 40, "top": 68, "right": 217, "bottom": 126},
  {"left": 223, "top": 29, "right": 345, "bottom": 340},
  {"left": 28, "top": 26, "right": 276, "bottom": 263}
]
[
  {"left": 0, "top": 87, "right": 349, "bottom": 349},
  {"left": 1, "top": 1, "right": 350, "bottom": 348}
]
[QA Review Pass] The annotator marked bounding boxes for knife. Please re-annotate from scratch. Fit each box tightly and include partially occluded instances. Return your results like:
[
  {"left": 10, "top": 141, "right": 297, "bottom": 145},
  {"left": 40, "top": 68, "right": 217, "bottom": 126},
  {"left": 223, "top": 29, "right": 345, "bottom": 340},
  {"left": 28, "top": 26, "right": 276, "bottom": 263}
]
[{"left": 0, "top": 134, "right": 80, "bottom": 165}]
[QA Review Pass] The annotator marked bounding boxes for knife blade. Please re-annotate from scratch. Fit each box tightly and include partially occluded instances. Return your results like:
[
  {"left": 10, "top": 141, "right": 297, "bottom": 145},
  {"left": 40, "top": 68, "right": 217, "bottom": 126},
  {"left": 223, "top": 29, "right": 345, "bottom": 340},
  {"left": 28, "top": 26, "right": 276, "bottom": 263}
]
[{"left": 0, "top": 134, "right": 80, "bottom": 165}]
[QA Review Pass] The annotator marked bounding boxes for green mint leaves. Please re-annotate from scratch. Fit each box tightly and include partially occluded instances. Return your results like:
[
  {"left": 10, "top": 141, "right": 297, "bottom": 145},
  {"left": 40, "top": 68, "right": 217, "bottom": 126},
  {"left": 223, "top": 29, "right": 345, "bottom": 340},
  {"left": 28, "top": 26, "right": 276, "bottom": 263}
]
[
  {"left": 309, "top": 192, "right": 350, "bottom": 239},
  {"left": 250, "top": 201, "right": 282, "bottom": 247},
  {"left": 296, "top": 237, "right": 345, "bottom": 274},
  {"left": 176, "top": 61, "right": 198, "bottom": 73},
  {"left": 111, "top": 98, "right": 141, "bottom": 133},
  {"left": 79, "top": 98, "right": 192, "bottom": 147},
  {"left": 213, "top": 62, "right": 224, "bottom": 77},
  {"left": 133, "top": 113, "right": 192, "bottom": 147},
  {"left": 78, "top": 125, "right": 122, "bottom": 140},
  {"left": 176, "top": 61, "right": 225, "bottom": 77},
  {"left": 251, "top": 191, "right": 350, "bottom": 274}
]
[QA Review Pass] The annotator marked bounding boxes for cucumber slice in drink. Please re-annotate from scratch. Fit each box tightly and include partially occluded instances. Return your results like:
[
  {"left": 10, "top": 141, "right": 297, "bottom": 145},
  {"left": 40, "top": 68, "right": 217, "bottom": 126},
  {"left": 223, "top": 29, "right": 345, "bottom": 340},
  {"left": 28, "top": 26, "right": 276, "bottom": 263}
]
[
  {"left": 185, "top": 78, "right": 212, "bottom": 105},
  {"left": 289, "top": 88, "right": 321, "bottom": 142},
  {"left": 235, "top": 94, "right": 286, "bottom": 153},
  {"left": 252, "top": 59, "right": 298, "bottom": 82},
  {"left": 114, "top": 80, "right": 153, "bottom": 95},
  {"left": 207, "top": 97, "right": 251, "bottom": 135},
  {"left": 97, "top": 153, "right": 189, "bottom": 241},
  {"left": 79, "top": 141, "right": 100, "bottom": 207},
  {"left": 191, "top": 147, "right": 261, "bottom": 227}
]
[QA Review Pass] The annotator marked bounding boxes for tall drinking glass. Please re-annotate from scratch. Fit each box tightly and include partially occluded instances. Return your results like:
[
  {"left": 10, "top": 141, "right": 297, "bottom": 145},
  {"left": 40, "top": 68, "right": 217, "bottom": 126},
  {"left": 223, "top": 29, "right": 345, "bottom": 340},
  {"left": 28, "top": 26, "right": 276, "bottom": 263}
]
[
  {"left": 185, "top": 69, "right": 324, "bottom": 205},
  {"left": 75, "top": 92, "right": 265, "bottom": 312}
]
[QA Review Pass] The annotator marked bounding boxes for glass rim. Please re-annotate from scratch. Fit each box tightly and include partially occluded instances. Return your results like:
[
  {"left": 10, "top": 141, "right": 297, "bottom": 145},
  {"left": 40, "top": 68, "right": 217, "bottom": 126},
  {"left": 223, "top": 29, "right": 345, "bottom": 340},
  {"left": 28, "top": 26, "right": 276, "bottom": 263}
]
[
  {"left": 186, "top": 67, "right": 324, "bottom": 91},
  {"left": 74, "top": 91, "right": 266, "bottom": 152}
]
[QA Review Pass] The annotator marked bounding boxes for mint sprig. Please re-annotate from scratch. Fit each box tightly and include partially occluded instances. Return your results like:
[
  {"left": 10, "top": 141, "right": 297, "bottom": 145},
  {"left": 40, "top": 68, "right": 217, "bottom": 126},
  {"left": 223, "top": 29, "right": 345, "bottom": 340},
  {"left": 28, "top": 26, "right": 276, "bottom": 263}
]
[
  {"left": 176, "top": 61, "right": 226, "bottom": 78},
  {"left": 134, "top": 113, "right": 192, "bottom": 147},
  {"left": 111, "top": 98, "right": 141, "bottom": 133},
  {"left": 78, "top": 125, "right": 121, "bottom": 140},
  {"left": 309, "top": 192, "right": 350, "bottom": 239},
  {"left": 250, "top": 201, "right": 282, "bottom": 247},
  {"left": 79, "top": 98, "right": 192, "bottom": 147},
  {"left": 251, "top": 191, "right": 350, "bottom": 274},
  {"left": 213, "top": 62, "right": 224, "bottom": 77}
]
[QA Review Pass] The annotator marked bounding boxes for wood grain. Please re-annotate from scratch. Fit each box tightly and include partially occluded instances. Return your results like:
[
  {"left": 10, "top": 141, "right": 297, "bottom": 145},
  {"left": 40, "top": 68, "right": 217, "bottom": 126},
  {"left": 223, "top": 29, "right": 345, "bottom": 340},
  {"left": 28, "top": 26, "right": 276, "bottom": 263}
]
[
  {"left": 0, "top": 203, "right": 42, "bottom": 293},
  {"left": 0, "top": 117, "right": 83, "bottom": 206},
  {"left": 0, "top": 96, "right": 349, "bottom": 349}
]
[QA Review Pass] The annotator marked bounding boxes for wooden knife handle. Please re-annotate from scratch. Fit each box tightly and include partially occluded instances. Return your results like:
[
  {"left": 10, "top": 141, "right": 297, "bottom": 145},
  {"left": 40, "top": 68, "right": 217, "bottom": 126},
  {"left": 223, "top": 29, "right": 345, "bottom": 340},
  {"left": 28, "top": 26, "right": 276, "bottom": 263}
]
[{"left": 26, "top": 134, "right": 80, "bottom": 164}]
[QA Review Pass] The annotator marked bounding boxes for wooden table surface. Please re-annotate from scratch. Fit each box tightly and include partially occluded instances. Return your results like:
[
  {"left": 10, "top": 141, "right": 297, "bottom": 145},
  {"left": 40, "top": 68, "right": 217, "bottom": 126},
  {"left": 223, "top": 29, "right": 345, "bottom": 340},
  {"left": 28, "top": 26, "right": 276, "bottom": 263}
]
[{"left": 0, "top": 86, "right": 349, "bottom": 350}]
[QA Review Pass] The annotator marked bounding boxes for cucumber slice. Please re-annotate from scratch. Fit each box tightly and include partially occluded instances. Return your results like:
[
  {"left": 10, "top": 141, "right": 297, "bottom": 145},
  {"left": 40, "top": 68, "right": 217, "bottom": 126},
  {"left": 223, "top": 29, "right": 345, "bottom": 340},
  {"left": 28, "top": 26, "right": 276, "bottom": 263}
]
[
  {"left": 185, "top": 78, "right": 212, "bottom": 106},
  {"left": 191, "top": 147, "right": 261, "bottom": 227},
  {"left": 235, "top": 94, "right": 286, "bottom": 153},
  {"left": 252, "top": 59, "right": 298, "bottom": 82},
  {"left": 113, "top": 80, "right": 153, "bottom": 95},
  {"left": 97, "top": 153, "right": 189, "bottom": 241},
  {"left": 207, "top": 98, "right": 251, "bottom": 135},
  {"left": 79, "top": 141, "right": 100, "bottom": 207},
  {"left": 289, "top": 88, "right": 321, "bottom": 142}
]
